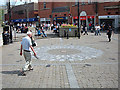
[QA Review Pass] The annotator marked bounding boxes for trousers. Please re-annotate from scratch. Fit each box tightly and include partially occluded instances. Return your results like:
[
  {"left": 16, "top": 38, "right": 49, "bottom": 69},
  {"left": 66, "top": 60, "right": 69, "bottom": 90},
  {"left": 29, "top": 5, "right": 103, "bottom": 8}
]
[{"left": 22, "top": 51, "right": 32, "bottom": 71}]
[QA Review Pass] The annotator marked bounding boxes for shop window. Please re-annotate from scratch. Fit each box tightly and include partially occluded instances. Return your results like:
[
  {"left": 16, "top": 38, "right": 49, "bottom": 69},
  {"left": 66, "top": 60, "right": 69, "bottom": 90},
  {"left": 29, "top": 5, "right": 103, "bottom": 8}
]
[
  {"left": 108, "top": 12, "right": 111, "bottom": 15},
  {"left": 43, "top": 2, "right": 46, "bottom": 8},
  {"left": 18, "top": 10, "right": 24, "bottom": 15},
  {"left": 49, "top": 15, "right": 52, "bottom": 18},
  {"left": 82, "top": 2, "right": 85, "bottom": 5},
  {"left": 88, "top": 0, "right": 92, "bottom": 4},
  {"left": 115, "top": 12, "right": 119, "bottom": 14},
  {"left": 75, "top": 0, "right": 78, "bottom": 5}
]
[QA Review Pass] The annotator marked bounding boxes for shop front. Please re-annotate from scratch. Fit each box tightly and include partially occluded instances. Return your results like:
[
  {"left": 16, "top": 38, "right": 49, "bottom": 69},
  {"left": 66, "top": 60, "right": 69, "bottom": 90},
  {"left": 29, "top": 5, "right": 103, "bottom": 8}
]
[
  {"left": 73, "top": 16, "right": 95, "bottom": 27},
  {"left": 11, "top": 18, "right": 38, "bottom": 26},
  {"left": 99, "top": 15, "right": 120, "bottom": 31},
  {"left": 40, "top": 18, "right": 51, "bottom": 24},
  {"left": 54, "top": 17, "right": 68, "bottom": 25}
]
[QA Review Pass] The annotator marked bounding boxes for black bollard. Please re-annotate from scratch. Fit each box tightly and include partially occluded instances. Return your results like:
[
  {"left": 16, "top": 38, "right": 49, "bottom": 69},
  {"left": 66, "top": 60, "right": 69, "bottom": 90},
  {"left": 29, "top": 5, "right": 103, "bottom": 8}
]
[
  {"left": 75, "top": 30, "right": 77, "bottom": 37},
  {"left": 67, "top": 31, "right": 69, "bottom": 39},
  {"left": 64, "top": 30, "right": 66, "bottom": 37}
]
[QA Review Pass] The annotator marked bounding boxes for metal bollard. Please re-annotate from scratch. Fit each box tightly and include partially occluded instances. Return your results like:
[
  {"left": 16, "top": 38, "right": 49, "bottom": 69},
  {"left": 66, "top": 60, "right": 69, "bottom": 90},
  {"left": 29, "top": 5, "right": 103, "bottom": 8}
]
[
  {"left": 75, "top": 30, "right": 77, "bottom": 37},
  {"left": 67, "top": 30, "right": 69, "bottom": 39},
  {"left": 64, "top": 30, "right": 66, "bottom": 37}
]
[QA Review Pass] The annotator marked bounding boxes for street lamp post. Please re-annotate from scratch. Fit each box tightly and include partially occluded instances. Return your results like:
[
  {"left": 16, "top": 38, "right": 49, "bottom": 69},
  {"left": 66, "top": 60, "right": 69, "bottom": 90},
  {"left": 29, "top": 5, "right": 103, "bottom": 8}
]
[
  {"left": 25, "top": 1, "right": 28, "bottom": 26},
  {"left": 78, "top": 0, "right": 80, "bottom": 39},
  {"left": 8, "top": 0, "right": 13, "bottom": 43}
]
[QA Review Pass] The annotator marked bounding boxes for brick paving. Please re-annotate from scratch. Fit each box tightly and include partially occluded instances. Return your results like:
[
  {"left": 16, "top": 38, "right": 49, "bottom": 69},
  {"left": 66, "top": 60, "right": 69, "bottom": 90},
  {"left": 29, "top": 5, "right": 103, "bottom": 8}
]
[{"left": 1, "top": 32, "right": 119, "bottom": 88}]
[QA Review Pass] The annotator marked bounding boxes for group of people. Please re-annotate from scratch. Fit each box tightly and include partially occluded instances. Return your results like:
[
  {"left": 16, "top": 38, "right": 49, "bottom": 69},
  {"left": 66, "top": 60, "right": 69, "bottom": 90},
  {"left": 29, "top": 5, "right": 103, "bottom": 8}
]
[
  {"left": 37, "top": 27, "right": 47, "bottom": 38},
  {"left": 80, "top": 23, "right": 114, "bottom": 42},
  {"left": 19, "top": 22, "right": 114, "bottom": 76},
  {"left": 16, "top": 24, "right": 29, "bottom": 33}
]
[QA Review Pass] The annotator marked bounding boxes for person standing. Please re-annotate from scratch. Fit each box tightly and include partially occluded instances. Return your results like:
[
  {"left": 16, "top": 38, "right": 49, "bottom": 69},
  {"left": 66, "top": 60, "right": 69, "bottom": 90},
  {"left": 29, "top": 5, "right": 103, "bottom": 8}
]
[
  {"left": 81, "top": 25, "right": 83, "bottom": 35},
  {"left": 107, "top": 26, "right": 114, "bottom": 42},
  {"left": 83, "top": 26, "right": 88, "bottom": 35},
  {"left": 95, "top": 24, "right": 98, "bottom": 36},
  {"left": 97, "top": 24, "right": 101, "bottom": 36},
  {"left": 20, "top": 31, "right": 37, "bottom": 76}
]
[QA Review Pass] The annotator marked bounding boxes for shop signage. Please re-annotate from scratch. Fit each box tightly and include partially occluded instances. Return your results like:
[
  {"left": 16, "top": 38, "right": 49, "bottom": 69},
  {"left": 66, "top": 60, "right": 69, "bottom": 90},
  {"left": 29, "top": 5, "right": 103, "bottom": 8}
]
[
  {"left": 73, "top": 16, "right": 94, "bottom": 20},
  {"left": 87, "top": 16, "right": 95, "bottom": 19},
  {"left": 56, "top": 17, "right": 67, "bottom": 20},
  {"left": 80, "top": 16, "right": 86, "bottom": 20},
  {"left": 11, "top": 18, "right": 38, "bottom": 22},
  {"left": 40, "top": 18, "right": 50, "bottom": 21},
  {"left": 40, "top": 18, "right": 46, "bottom": 21}
]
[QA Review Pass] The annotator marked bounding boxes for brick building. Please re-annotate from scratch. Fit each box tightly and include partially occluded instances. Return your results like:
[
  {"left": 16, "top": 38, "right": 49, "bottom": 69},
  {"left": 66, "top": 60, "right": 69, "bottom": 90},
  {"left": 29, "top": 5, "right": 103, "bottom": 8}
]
[
  {"left": 5, "top": 2, "right": 38, "bottom": 26},
  {"left": 38, "top": 2, "right": 120, "bottom": 29},
  {"left": 5, "top": 2, "right": 120, "bottom": 29}
]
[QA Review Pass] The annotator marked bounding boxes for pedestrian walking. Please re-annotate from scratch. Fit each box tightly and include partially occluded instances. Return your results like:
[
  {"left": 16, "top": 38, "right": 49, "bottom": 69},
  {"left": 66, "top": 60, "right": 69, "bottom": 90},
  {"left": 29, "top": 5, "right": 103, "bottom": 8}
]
[
  {"left": 42, "top": 28, "right": 47, "bottom": 37},
  {"left": 107, "top": 26, "right": 114, "bottom": 42},
  {"left": 95, "top": 24, "right": 99, "bottom": 36},
  {"left": 20, "top": 31, "right": 37, "bottom": 76},
  {"left": 97, "top": 24, "right": 101, "bottom": 36},
  {"left": 81, "top": 25, "right": 83, "bottom": 35},
  {"left": 83, "top": 26, "right": 88, "bottom": 35}
]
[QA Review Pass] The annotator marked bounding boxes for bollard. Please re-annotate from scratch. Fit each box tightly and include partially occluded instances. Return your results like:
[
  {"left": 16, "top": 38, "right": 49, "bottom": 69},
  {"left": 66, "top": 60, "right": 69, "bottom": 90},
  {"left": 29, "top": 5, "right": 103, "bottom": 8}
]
[
  {"left": 75, "top": 30, "right": 77, "bottom": 37},
  {"left": 64, "top": 30, "right": 66, "bottom": 37},
  {"left": 67, "top": 30, "right": 69, "bottom": 39}
]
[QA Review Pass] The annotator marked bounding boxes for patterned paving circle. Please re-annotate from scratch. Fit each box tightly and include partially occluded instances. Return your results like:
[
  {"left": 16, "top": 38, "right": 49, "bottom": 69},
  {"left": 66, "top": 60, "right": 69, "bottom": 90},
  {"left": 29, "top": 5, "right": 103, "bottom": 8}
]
[{"left": 33, "top": 45, "right": 103, "bottom": 61}]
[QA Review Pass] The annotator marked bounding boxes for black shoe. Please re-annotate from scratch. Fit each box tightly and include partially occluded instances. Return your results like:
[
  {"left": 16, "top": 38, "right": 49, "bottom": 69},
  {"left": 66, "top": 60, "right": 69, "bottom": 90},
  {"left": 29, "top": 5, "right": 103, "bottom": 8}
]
[
  {"left": 29, "top": 68, "right": 33, "bottom": 71},
  {"left": 18, "top": 71, "right": 26, "bottom": 76}
]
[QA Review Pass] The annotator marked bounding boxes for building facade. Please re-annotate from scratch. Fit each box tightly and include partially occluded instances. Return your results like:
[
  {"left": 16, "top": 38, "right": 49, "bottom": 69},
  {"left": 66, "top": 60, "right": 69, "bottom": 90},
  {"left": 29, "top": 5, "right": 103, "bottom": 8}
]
[
  {"left": 0, "top": 6, "right": 5, "bottom": 26},
  {"left": 5, "top": 2, "right": 38, "bottom": 26},
  {"left": 5, "top": 2, "right": 120, "bottom": 30},
  {"left": 38, "top": 2, "right": 120, "bottom": 30}
]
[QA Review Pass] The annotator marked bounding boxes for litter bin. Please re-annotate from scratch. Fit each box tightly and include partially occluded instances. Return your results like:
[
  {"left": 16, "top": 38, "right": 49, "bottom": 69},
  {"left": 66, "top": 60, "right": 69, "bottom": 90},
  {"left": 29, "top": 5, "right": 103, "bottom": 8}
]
[
  {"left": 2, "top": 32, "right": 9, "bottom": 45},
  {"left": 2, "top": 25, "right": 10, "bottom": 45}
]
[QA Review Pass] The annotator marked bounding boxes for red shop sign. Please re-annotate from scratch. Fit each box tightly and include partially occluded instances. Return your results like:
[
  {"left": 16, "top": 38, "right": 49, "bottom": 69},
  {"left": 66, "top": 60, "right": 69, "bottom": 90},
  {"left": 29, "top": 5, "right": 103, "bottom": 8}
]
[
  {"left": 73, "top": 16, "right": 78, "bottom": 19},
  {"left": 87, "top": 16, "right": 95, "bottom": 19},
  {"left": 80, "top": 16, "right": 86, "bottom": 20},
  {"left": 73, "top": 16, "right": 94, "bottom": 20},
  {"left": 73, "top": 16, "right": 86, "bottom": 20}
]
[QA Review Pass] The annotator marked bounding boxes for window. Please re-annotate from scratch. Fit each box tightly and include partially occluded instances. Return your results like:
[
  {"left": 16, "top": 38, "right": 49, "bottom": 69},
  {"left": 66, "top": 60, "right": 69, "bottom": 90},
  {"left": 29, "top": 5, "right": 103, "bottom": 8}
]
[
  {"left": 108, "top": 12, "right": 111, "bottom": 15},
  {"left": 64, "top": 14, "right": 66, "bottom": 16},
  {"left": 55, "top": 15, "right": 57, "bottom": 17},
  {"left": 49, "top": 15, "right": 52, "bottom": 18},
  {"left": 115, "top": 12, "right": 119, "bottom": 14},
  {"left": 14, "top": 10, "right": 24, "bottom": 15},
  {"left": 88, "top": 0, "right": 92, "bottom": 4},
  {"left": 75, "top": 0, "right": 78, "bottom": 5},
  {"left": 43, "top": 2, "right": 46, "bottom": 8}
]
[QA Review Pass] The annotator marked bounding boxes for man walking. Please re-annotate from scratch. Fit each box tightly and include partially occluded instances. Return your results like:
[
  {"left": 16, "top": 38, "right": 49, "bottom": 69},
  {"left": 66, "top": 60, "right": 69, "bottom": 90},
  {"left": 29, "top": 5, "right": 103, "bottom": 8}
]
[
  {"left": 107, "top": 26, "right": 114, "bottom": 42},
  {"left": 20, "top": 31, "right": 36, "bottom": 76}
]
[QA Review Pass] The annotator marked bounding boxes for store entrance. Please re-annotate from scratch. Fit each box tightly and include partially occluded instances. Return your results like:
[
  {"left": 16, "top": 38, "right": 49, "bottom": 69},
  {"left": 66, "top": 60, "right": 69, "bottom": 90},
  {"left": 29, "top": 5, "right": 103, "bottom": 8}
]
[{"left": 100, "top": 19, "right": 114, "bottom": 30}]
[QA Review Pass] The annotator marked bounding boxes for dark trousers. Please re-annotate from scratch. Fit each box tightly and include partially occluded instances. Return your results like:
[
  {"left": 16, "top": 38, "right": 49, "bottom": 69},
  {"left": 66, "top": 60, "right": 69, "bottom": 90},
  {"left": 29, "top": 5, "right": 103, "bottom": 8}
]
[
  {"left": 108, "top": 34, "right": 111, "bottom": 42},
  {"left": 84, "top": 31, "right": 88, "bottom": 35}
]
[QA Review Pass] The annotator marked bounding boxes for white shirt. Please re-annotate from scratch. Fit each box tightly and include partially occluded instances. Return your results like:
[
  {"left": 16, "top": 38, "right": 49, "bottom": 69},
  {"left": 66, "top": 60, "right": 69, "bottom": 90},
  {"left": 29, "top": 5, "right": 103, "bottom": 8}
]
[
  {"left": 21, "top": 36, "right": 32, "bottom": 51},
  {"left": 95, "top": 26, "right": 100, "bottom": 30}
]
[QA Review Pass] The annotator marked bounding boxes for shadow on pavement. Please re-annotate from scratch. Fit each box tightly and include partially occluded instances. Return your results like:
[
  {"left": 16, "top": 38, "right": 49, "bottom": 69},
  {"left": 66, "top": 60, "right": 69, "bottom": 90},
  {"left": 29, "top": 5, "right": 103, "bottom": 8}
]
[
  {"left": 99, "top": 41, "right": 109, "bottom": 43},
  {"left": 1, "top": 70, "right": 20, "bottom": 75}
]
